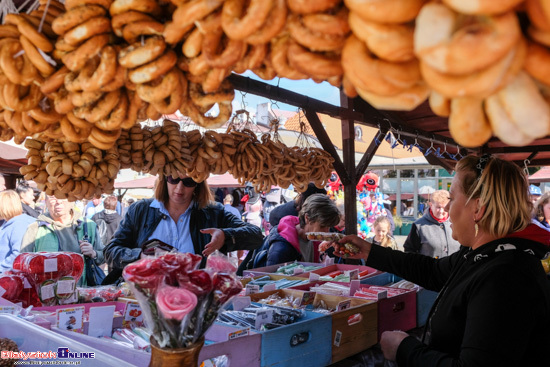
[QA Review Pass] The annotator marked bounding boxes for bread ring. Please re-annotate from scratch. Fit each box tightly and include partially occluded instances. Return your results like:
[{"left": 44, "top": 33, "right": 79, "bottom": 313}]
[
  {"left": 234, "top": 43, "right": 268, "bottom": 74},
  {"left": 251, "top": 58, "right": 277, "bottom": 80},
  {"left": 60, "top": 116, "right": 92, "bottom": 143},
  {"left": 288, "top": 0, "right": 340, "bottom": 14},
  {"left": 4, "top": 14, "right": 53, "bottom": 52},
  {"left": 187, "top": 54, "right": 210, "bottom": 76},
  {"left": 3, "top": 83, "right": 42, "bottom": 111},
  {"left": 152, "top": 72, "right": 186, "bottom": 114},
  {"left": 98, "top": 63, "right": 126, "bottom": 92},
  {"left": 29, "top": 99, "right": 61, "bottom": 125},
  {"left": 526, "top": 0, "right": 550, "bottom": 32},
  {"left": 269, "top": 35, "right": 308, "bottom": 80},
  {"left": 355, "top": 82, "right": 430, "bottom": 111},
  {"left": 79, "top": 45, "right": 117, "bottom": 91},
  {"left": 29, "top": 10, "right": 57, "bottom": 26},
  {"left": 20, "top": 35, "right": 56, "bottom": 76},
  {"left": 121, "top": 21, "right": 164, "bottom": 44},
  {"left": 524, "top": 41, "right": 550, "bottom": 86},
  {"left": 120, "top": 90, "right": 142, "bottom": 129},
  {"left": 485, "top": 96, "right": 531, "bottom": 146},
  {"left": 52, "top": 4, "right": 106, "bottom": 35},
  {"left": 129, "top": 49, "right": 177, "bottom": 84},
  {"left": 287, "top": 41, "right": 343, "bottom": 81},
  {"left": 66, "top": 111, "right": 93, "bottom": 130},
  {"left": 71, "top": 90, "right": 104, "bottom": 107},
  {"left": 302, "top": 6, "right": 350, "bottom": 37},
  {"left": 182, "top": 100, "right": 232, "bottom": 129},
  {"left": 163, "top": 0, "right": 224, "bottom": 44},
  {"left": 349, "top": 12, "right": 414, "bottom": 63},
  {"left": 21, "top": 112, "right": 48, "bottom": 134},
  {"left": 63, "top": 17, "right": 112, "bottom": 46},
  {"left": 38, "top": 4, "right": 64, "bottom": 18},
  {"left": 221, "top": 0, "right": 273, "bottom": 40},
  {"left": 74, "top": 89, "right": 120, "bottom": 123},
  {"left": 202, "top": 22, "right": 247, "bottom": 68},
  {"left": 136, "top": 67, "right": 180, "bottom": 103},
  {"left": 344, "top": 0, "right": 424, "bottom": 24},
  {"left": 111, "top": 11, "right": 156, "bottom": 37},
  {"left": 62, "top": 34, "right": 110, "bottom": 71},
  {"left": 110, "top": 0, "right": 162, "bottom": 16},
  {"left": 244, "top": 0, "right": 287, "bottom": 45},
  {"left": 0, "top": 25, "right": 20, "bottom": 39},
  {"left": 429, "top": 91, "right": 451, "bottom": 117},
  {"left": 55, "top": 38, "right": 78, "bottom": 53},
  {"left": 288, "top": 14, "right": 346, "bottom": 52},
  {"left": 53, "top": 87, "right": 74, "bottom": 114},
  {"left": 3, "top": 111, "right": 27, "bottom": 136},
  {"left": 202, "top": 67, "right": 231, "bottom": 94},
  {"left": 414, "top": 4, "right": 521, "bottom": 75},
  {"left": 118, "top": 36, "right": 166, "bottom": 69},
  {"left": 95, "top": 92, "right": 128, "bottom": 130},
  {"left": 146, "top": 103, "right": 162, "bottom": 120},
  {"left": 89, "top": 127, "right": 121, "bottom": 149},
  {"left": 420, "top": 38, "right": 526, "bottom": 99},
  {"left": 442, "top": 0, "right": 524, "bottom": 15},
  {"left": 0, "top": 41, "right": 31, "bottom": 86},
  {"left": 17, "top": 13, "right": 56, "bottom": 39},
  {"left": 64, "top": 0, "right": 111, "bottom": 10},
  {"left": 182, "top": 28, "right": 203, "bottom": 58}
]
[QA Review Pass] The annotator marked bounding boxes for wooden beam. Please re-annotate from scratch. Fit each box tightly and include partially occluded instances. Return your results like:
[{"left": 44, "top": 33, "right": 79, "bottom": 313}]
[
  {"left": 355, "top": 128, "right": 387, "bottom": 178},
  {"left": 340, "top": 90, "right": 358, "bottom": 236}
]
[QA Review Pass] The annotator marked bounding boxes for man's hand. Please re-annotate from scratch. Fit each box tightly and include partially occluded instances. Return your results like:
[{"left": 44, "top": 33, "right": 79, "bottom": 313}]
[
  {"left": 200, "top": 228, "right": 225, "bottom": 257},
  {"left": 79, "top": 241, "right": 96, "bottom": 258}
]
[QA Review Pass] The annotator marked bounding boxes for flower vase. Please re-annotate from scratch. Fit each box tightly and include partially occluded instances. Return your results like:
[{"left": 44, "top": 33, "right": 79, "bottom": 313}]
[{"left": 149, "top": 337, "right": 205, "bottom": 367}]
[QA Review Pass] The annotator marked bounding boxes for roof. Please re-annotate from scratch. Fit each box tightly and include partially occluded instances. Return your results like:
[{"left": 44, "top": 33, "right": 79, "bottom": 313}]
[
  {"left": 114, "top": 173, "right": 244, "bottom": 189},
  {"left": 0, "top": 141, "right": 28, "bottom": 175},
  {"left": 529, "top": 166, "right": 550, "bottom": 183}
]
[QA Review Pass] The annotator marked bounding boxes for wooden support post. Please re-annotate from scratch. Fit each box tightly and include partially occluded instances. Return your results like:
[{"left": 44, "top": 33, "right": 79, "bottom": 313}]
[{"left": 340, "top": 92, "right": 357, "bottom": 235}]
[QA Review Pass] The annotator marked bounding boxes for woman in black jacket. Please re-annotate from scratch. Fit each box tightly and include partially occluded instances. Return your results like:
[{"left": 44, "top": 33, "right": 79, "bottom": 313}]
[
  {"left": 104, "top": 174, "right": 263, "bottom": 276},
  {"left": 332, "top": 155, "right": 550, "bottom": 366}
]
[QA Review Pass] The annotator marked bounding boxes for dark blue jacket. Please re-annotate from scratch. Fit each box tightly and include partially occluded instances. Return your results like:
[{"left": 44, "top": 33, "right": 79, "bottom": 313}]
[{"left": 104, "top": 199, "right": 263, "bottom": 271}]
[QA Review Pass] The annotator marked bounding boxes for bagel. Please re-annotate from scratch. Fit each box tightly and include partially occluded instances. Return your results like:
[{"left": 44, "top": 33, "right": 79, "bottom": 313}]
[
  {"left": 270, "top": 36, "right": 308, "bottom": 80},
  {"left": 121, "top": 21, "right": 164, "bottom": 44},
  {"left": 234, "top": 43, "right": 268, "bottom": 74},
  {"left": 164, "top": 0, "right": 224, "bottom": 44},
  {"left": 4, "top": 14, "right": 53, "bottom": 52},
  {"left": 110, "top": 0, "right": 162, "bottom": 16},
  {"left": 288, "top": 41, "right": 343, "bottom": 81},
  {"left": 356, "top": 82, "right": 430, "bottom": 111},
  {"left": 63, "top": 17, "right": 112, "bottom": 46},
  {"left": 288, "top": 0, "right": 340, "bottom": 14},
  {"left": 74, "top": 89, "right": 120, "bottom": 123},
  {"left": 442, "top": 0, "right": 524, "bottom": 15},
  {"left": 342, "top": 35, "right": 420, "bottom": 96},
  {"left": 182, "top": 28, "right": 203, "bottom": 58},
  {"left": 111, "top": 11, "right": 156, "bottom": 37},
  {"left": 221, "top": 0, "right": 273, "bottom": 40},
  {"left": 60, "top": 116, "right": 91, "bottom": 143},
  {"left": 447, "top": 97, "right": 492, "bottom": 147},
  {"left": 349, "top": 12, "right": 414, "bottom": 63},
  {"left": 344, "top": 0, "right": 425, "bottom": 24},
  {"left": 136, "top": 68, "right": 180, "bottom": 103},
  {"left": 19, "top": 35, "right": 56, "bottom": 76},
  {"left": 3, "top": 83, "right": 42, "bottom": 111},
  {"left": 118, "top": 36, "right": 166, "bottom": 69},
  {"left": 62, "top": 34, "right": 110, "bottom": 71},
  {"left": 95, "top": 92, "right": 129, "bottom": 130},
  {"left": 79, "top": 45, "right": 117, "bottom": 91},
  {"left": 288, "top": 14, "right": 346, "bottom": 52},
  {"left": 65, "top": 0, "right": 111, "bottom": 10},
  {"left": 52, "top": 4, "right": 106, "bottom": 35},
  {"left": 202, "top": 18, "right": 247, "bottom": 69},
  {"left": 414, "top": 3, "right": 521, "bottom": 75},
  {"left": 429, "top": 91, "right": 451, "bottom": 117},
  {"left": 129, "top": 49, "right": 177, "bottom": 84},
  {"left": 244, "top": 0, "right": 287, "bottom": 45},
  {"left": 524, "top": 40, "right": 550, "bottom": 86}
]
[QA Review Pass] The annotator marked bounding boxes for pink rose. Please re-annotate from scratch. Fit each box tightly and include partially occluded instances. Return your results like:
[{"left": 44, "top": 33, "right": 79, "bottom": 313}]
[{"left": 156, "top": 285, "right": 197, "bottom": 321}]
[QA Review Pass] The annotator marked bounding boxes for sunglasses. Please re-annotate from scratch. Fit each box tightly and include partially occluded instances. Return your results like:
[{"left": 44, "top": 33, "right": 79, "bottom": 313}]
[{"left": 166, "top": 176, "right": 197, "bottom": 187}]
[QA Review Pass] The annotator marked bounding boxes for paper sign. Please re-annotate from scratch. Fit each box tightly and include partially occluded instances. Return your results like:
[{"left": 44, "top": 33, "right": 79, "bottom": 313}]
[
  {"left": 263, "top": 283, "right": 276, "bottom": 292},
  {"left": 324, "top": 257, "right": 335, "bottom": 266},
  {"left": 44, "top": 258, "right": 57, "bottom": 272},
  {"left": 309, "top": 272, "right": 320, "bottom": 281},
  {"left": 228, "top": 328, "right": 250, "bottom": 340},
  {"left": 57, "top": 306, "right": 84, "bottom": 333},
  {"left": 349, "top": 280, "right": 360, "bottom": 296},
  {"left": 88, "top": 306, "right": 116, "bottom": 337},
  {"left": 300, "top": 291, "right": 315, "bottom": 307},
  {"left": 333, "top": 330, "right": 343, "bottom": 347},
  {"left": 0, "top": 306, "right": 16, "bottom": 314},
  {"left": 232, "top": 296, "right": 251, "bottom": 311},
  {"left": 255, "top": 308, "right": 273, "bottom": 330},
  {"left": 57, "top": 280, "right": 75, "bottom": 294},
  {"left": 41, "top": 283, "right": 55, "bottom": 301},
  {"left": 345, "top": 269, "right": 359, "bottom": 280},
  {"left": 245, "top": 284, "right": 260, "bottom": 295},
  {"left": 123, "top": 302, "right": 143, "bottom": 327},
  {"left": 337, "top": 299, "right": 352, "bottom": 311}
]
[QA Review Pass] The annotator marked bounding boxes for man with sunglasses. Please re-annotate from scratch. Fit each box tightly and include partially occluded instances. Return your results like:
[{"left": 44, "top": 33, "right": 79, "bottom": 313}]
[{"left": 103, "top": 174, "right": 263, "bottom": 281}]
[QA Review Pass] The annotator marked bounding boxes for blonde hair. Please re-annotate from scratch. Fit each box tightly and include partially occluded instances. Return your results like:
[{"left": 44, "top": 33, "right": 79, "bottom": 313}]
[
  {"left": 0, "top": 190, "right": 23, "bottom": 220},
  {"left": 431, "top": 190, "right": 450, "bottom": 204},
  {"left": 534, "top": 192, "right": 550, "bottom": 222},
  {"left": 373, "top": 216, "right": 392, "bottom": 248},
  {"left": 154, "top": 175, "right": 213, "bottom": 209},
  {"left": 455, "top": 156, "right": 532, "bottom": 238}
]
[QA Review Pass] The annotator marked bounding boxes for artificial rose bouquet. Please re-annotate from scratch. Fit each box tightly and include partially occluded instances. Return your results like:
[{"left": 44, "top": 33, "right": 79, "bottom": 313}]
[{"left": 123, "top": 251, "right": 242, "bottom": 349}]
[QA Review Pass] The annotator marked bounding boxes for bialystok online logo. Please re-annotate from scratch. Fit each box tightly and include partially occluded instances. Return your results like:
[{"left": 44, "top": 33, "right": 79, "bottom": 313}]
[{"left": 1, "top": 347, "right": 95, "bottom": 361}]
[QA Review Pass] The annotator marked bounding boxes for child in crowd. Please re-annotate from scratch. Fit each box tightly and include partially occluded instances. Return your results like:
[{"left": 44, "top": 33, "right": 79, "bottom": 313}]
[{"left": 367, "top": 216, "right": 398, "bottom": 250}]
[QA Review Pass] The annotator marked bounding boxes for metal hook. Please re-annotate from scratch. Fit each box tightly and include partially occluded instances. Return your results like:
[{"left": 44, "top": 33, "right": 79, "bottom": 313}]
[{"left": 523, "top": 159, "right": 531, "bottom": 176}]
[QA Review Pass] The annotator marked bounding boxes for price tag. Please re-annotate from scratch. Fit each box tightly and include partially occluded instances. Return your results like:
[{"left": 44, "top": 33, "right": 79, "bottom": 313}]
[
  {"left": 57, "top": 280, "right": 75, "bottom": 294},
  {"left": 309, "top": 272, "right": 320, "bottom": 281},
  {"left": 245, "top": 284, "right": 260, "bottom": 295},
  {"left": 41, "top": 283, "right": 55, "bottom": 300},
  {"left": 232, "top": 296, "right": 251, "bottom": 311},
  {"left": 123, "top": 302, "right": 144, "bottom": 327},
  {"left": 255, "top": 308, "right": 273, "bottom": 330},
  {"left": 262, "top": 283, "right": 276, "bottom": 292},
  {"left": 300, "top": 291, "right": 315, "bottom": 307},
  {"left": 228, "top": 328, "right": 250, "bottom": 340},
  {"left": 337, "top": 299, "right": 352, "bottom": 311},
  {"left": 349, "top": 280, "right": 360, "bottom": 296},
  {"left": 56, "top": 306, "right": 84, "bottom": 333},
  {"left": 44, "top": 258, "right": 58, "bottom": 272},
  {"left": 0, "top": 306, "right": 16, "bottom": 314}
]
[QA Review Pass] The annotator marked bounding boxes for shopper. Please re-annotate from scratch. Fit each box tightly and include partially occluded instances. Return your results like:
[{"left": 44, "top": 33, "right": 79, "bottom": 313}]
[
  {"left": 534, "top": 192, "right": 550, "bottom": 231},
  {"left": 85, "top": 194, "right": 104, "bottom": 219},
  {"left": 265, "top": 194, "right": 340, "bottom": 265},
  {"left": 529, "top": 184, "right": 542, "bottom": 204},
  {"left": 269, "top": 183, "right": 327, "bottom": 227},
  {"left": 92, "top": 195, "right": 123, "bottom": 245},
  {"left": 366, "top": 216, "right": 398, "bottom": 250},
  {"left": 403, "top": 189, "right": 461, "bottom": 258},
  {"left": 104, "top": 174, "right": 263, "bottom": 275},
  {"left": 0, "top": 191, "right": 35, "bottom": 272},
  {"left": 331, "top": 155, "right": 550, "bottom": 366},
  {"left": 223, "top": 194, "right": 241, "bottom": 218},
  {"left": 20, "top": 195, "right": 104, "bottom": 286},
  {"left": 16, "top": 182, "right": 40, "bottom": 218}
]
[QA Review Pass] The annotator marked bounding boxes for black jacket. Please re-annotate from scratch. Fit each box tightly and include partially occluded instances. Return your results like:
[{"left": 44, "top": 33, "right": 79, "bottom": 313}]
[
  {"left": 92, "top": 211, "right": 123, "bottom": 246},
  {"left": 366, "top": 225, "right": 550, "bottom": 367},
  {"left": 104, "top": 199, "right": 263, "bottom": 272},
  {"left": 268, "top": 201, "right": 297, "bottom": 227},
  {"left": 22, "top": 203, "right": 40, "bottom": 218}
]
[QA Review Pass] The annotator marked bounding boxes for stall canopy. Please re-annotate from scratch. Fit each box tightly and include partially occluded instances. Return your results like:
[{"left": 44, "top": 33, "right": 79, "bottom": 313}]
[
  {"left": 0, "top": 142, "right": 28, "bottom": 175},
  {"left": 114, "top": 173, "right": 244, "bottom": 189},
  {"left": 529, "top": 167, "right": 550, "bottom": 184}
]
